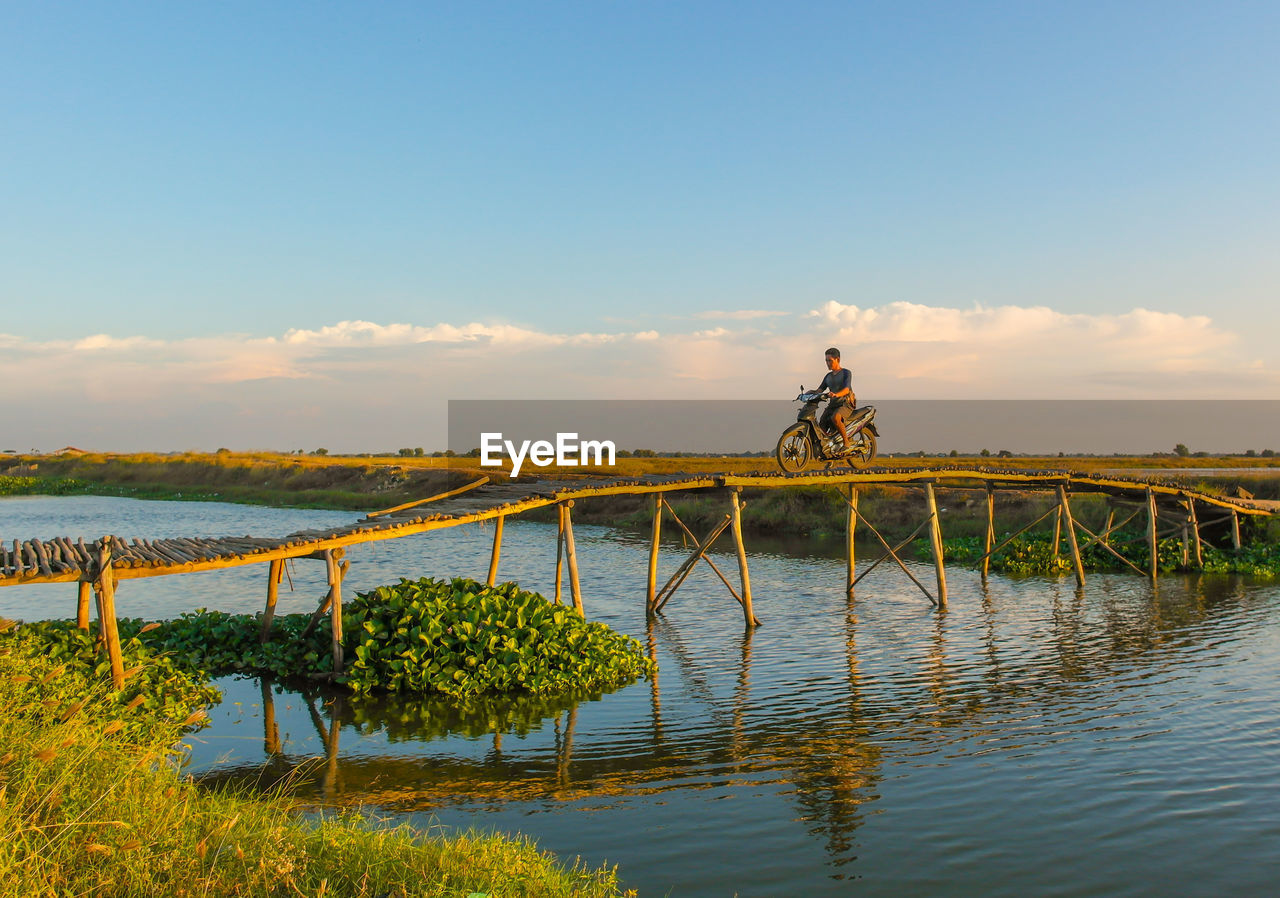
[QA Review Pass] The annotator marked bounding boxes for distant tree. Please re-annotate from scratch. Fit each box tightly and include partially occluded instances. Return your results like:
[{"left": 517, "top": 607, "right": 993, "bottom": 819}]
[
  {"left": 464, "top": 447, "right": 481, "bottom": 457},
  {"left": 997, "top": 449, "right": 1013, "bottom": 458},
  {"left": 1193, "top": 451, "right": 1210, "bottom": 458},
  {"left": 1263, "top": 449, "right": 1276, "bottom": 458},
  {"left": 1246, "top": 449, "right": 1258, "bottom": 457},
  {"left": 616, "top": 449, "right": 633, "bottom": 458},
  {"left": 312, "top": 448, "right": 329, "bottom": 456},
  {"left": 398, "top": 447, "right": 414, "bottom": 457},
  {"left": 1174, "top": 443, "right": 1191, "bottom": 457},
  {"left": 1058, "top": 451, "right": 1065, "bottom": 457},
  {"left": 980, "top": 448, "right": 991, "bottom": 457},
  {"left": 633, "top": 449, "right": 656, "bottom": 457},
  {"left": 414, "top": 447, "right": 424, "bottom": 457},
  {"left": 443, "top": 449, "right": 457, "bottom": 457},
  {"left": 216, "top": 447, "right": 230, "bottom": 454},
  {"left": 949, "top": 449, "right": 958, "bottom": 457}
]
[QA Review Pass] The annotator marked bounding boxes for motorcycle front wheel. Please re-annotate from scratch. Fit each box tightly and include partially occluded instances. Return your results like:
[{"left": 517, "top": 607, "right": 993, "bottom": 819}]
[{"left": 776, "top": 424, "right": 814, "bottom": 473}]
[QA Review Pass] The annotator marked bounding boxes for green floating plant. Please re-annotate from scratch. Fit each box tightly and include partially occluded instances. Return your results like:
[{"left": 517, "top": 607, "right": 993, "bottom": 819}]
[
  {"left": 341, "top": 577, "right": 655, "bottom": 698},
  {"left": 42, "top": 577, "right": 656, "bottom": 699}
]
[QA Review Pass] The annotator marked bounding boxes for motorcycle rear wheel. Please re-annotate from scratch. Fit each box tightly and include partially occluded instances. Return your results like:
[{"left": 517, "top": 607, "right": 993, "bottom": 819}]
[
  {"left": 776, "top": 424, "right": 814, "bottom": 473},
  {"left": 845, "top": 430, "right": 877, "bottom": 467}
]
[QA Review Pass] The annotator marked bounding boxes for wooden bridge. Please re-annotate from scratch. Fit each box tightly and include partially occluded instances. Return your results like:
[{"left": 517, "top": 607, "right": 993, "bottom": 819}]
[{"left": 2, "top": 467, "right": 1275, "bottom": 689}]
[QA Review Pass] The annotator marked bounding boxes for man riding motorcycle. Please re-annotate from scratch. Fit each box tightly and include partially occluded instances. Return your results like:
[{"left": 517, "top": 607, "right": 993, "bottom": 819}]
[{"left": 818, "top": 347, "right": 856, "bottom": 452}]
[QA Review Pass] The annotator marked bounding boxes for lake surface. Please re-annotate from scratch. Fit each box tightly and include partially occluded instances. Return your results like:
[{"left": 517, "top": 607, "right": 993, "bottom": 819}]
[{"left": 4, "top": 495, "right": 1280, "bottom": 896}]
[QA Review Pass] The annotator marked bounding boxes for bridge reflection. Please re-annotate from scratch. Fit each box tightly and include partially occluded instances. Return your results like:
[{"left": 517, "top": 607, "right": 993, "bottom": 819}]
[{"left": 194, "top": 572, "right": 1264, "bottom": 873}]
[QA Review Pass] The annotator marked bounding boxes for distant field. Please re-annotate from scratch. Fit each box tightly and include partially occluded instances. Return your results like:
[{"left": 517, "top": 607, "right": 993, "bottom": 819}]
[{"left": 8, "top": 448, "right": 1280, "bottom": 479}]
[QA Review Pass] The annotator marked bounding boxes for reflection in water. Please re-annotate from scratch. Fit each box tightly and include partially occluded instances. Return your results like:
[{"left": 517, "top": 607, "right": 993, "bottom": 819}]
[
  {"left": 6, "top": 499, "right": 1276, "bottom": 897},
  {"left": 189, "top": 567, "right": 1280, "bottom": 898}
]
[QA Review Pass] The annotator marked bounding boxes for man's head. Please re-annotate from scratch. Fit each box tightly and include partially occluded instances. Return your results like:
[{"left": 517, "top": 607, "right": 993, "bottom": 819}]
[{"left": 825, "top": 347, "right": 841, "bottom": 369}]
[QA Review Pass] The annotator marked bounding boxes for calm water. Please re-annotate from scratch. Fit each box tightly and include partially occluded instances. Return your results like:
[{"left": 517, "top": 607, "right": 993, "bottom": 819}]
[{"left": 4, "top": 495, "right": 1280, "bottom": 896}]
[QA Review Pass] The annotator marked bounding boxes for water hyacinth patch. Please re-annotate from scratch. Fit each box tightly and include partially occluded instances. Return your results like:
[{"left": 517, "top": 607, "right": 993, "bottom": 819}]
[
  {"left": 342, "top": 578, "right": 655, "bottom": 697},
  {"left": 927, "top": 532, "right": 1280, "bottom": 577},
  {"left": 28, "top": 578, "right": 656, "bottom": 700}
]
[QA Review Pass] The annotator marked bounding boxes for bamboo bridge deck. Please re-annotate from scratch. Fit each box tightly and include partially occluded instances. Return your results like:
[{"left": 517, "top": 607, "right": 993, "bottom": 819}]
[
  {"left": 3, "top": 466, "right": 1276, "bottom": 687},
  {"left": 1, "top": 467, "right": 1273, "bottom": 587}
]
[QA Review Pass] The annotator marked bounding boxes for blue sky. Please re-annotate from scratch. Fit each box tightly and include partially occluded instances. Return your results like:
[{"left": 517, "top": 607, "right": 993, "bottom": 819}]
[{"left": 2, "top": 2, "right": 1277, "bottom": 450}]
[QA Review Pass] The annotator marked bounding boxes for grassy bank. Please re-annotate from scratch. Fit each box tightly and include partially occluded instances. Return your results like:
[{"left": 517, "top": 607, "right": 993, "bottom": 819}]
[
  {"left": 0, "top": 622, "right": 634, "bottom": 897},
  {"left": 1, "top": 452, "right": 479, "bottom": 511}
]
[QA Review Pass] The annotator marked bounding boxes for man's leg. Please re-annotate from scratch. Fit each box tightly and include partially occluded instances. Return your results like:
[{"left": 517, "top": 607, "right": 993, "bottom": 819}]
[{"left": 835, "top": 414, "right": 849, "bottom": 447}]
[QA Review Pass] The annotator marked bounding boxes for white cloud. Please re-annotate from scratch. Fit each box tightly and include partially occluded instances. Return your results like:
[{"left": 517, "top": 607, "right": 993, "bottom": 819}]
[{"left": 3, "top": 303, "right": 1275, "bottom": 450}]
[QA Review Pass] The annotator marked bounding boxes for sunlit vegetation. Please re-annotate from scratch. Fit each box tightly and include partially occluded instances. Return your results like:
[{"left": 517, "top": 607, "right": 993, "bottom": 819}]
[{"left": 0, "top": 623, "right": 634, "bottom": 897}]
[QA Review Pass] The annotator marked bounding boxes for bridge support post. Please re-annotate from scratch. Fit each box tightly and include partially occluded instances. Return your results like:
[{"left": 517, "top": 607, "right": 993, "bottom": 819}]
[
  {"left": 93, "top": 537, "right": 125, "bottom": 690},
  {"left": 845, "top": 486, "right": 858, "bottom": 597},
  {"left": 1188, "top": 500, "right": 1203, "bottom": 568},
  {"left": 563, "top": 501, "right": 584, "bottom": 615},
  {"left": 730, "top": 489, "right": 757, "bottom": 627},
  {"left": 1052, "top": 505, "right": 1062, "bottom": 560},
  {"left": 76, "top": 580, "right": 92, "bottom": 630},
  {"left": 326, "top": 549, "right": 345, "bottom": 673},
  {"left": 260, "top": 558, "right": 283, "bottom": 642},
  {"left": 647, "top": 494, "right": 662, "bottom": 617},
  {"left": 1231, "top": 510, "right": 1242, "bottom": 551},
  {"left": 1146, "top": 488, "right": 1159, "bottom": 580},
  {"left": 924, "top": 483, "right": 948, "bottom": 608},
  {"left": 486, "top": 514, "right": 505, "bottom": 587},
  {"left": 554, "top": 503, "right": 565, "bottom": 605},
  {"left": 982, "top": 484, "right": 995, "bottom": 580},
  {"left": 1056, "top": 485, "right": 1085, "bottom": 587},
  {"left": 1102, "top": 506, "right": 1116, "bottom": 548}
]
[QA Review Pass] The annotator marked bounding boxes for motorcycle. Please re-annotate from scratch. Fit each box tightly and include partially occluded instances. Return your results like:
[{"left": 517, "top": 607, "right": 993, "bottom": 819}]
[{"left": 775, "top": 389, "right": 879, "bottom": 473}]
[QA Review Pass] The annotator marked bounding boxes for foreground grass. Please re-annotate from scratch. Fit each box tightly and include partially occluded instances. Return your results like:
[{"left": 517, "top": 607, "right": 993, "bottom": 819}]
[{"left": 0, "top": 625, "right": 634, "bottom": 897}]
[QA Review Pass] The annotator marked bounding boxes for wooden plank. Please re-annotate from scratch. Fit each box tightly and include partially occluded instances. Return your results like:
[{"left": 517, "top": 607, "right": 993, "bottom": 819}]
[
  {"left": 731, "top": 489, "right": 757, "bottom": 627},
  {"left": 1069, "top": 517, "right": 1148, "bottom": 577},
  {"left": 554, "top": 503, "right": 564, "bottom": 605},
  {"left": 1147, "top": 488, "right": 1159, "bottom": 580},
  {"left": 924, "top": 483, "right": 947, "bottom": 608},
  {"left": 1, "top": 468, "right": 1274, "bottom": 590},
  {"left": 33, "top": 539, "right": 52, "bottom": 577},
  {"left": 845, "top": 486, "right": 858, "bottom": 596},
  {"left": 364, "top": 475, "right": 489, "bottom": 518},
  {"left": 76, "top": 580, "right": 91, "bottom": 630},
  {"left": 852, "top": 513, "right": 934, "bottom": 588},
  {"left": 652, "top": 515, "right": 732, "bottom": 612},
  {"left": 982, "top": 483, "right": 995, "bottom": 580},
  {"left": 1057, "top": 486, "right": 1085, "bottom": 587},
  {"left": 658, "top": 497, "right": 748, "bottom": 613},
  {"left": 647, "top": 493, "right": 662, "bottom": 617},
  {"left": 847, "top": 505, "right": 936, "bottom": 605},
  {"left": 95, "top": 538, "right": 125, "bottom": 689},
  {"left": 328, "top": 549, "right": 344, "bottom": 674},
  {"left": 486, "top": 514, "right": 504, "bottom": 587},
  {"left": 563, "top": 501, "right": 583, "bottom": 615},
  {"left": 1189, "top": 500, "right": 1203, "bottom": 568},
  {"left": 259, "top": 558, "right": 283, "bottom": 643}
]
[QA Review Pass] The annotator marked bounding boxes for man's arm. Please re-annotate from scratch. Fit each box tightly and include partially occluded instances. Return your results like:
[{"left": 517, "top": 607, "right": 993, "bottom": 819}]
[{"left": 827, "top": 370, "right": 853, "bottom": 400}]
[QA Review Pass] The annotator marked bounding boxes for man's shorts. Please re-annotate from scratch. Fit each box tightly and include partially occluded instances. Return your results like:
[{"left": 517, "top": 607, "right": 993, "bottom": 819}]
[{"left": 820, "top": 400, "right": 853, "bottom": 431}]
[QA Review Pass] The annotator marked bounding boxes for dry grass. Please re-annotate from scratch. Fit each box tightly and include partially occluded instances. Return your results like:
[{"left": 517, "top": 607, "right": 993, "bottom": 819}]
[{"left": 0, "top": 626, "right": 633, "bottom": 898}]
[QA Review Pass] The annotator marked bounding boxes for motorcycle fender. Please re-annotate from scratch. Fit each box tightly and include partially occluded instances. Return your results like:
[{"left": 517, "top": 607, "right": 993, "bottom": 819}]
[{"left": 866, "top": 422, "right": 880, "bottom": 437}]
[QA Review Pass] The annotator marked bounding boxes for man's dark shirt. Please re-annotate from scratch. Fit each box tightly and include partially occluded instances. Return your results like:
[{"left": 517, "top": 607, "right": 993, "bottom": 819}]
[{"left": 820, "top": 368, "right": 852, "bottom": 401}]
